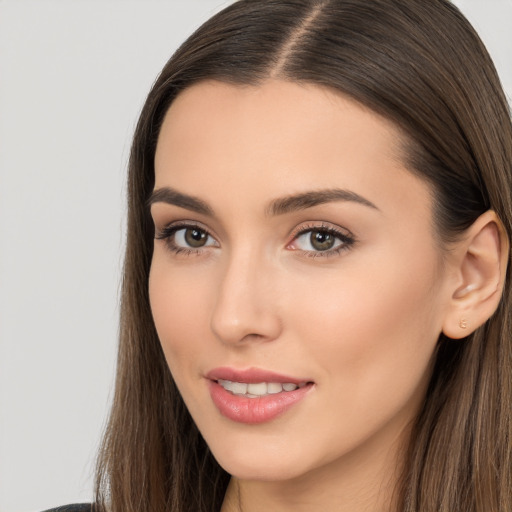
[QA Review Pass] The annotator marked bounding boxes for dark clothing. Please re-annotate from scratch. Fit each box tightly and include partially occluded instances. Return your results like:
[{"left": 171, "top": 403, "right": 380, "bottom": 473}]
[{"left": 42, "top": 505, "right": 95, "bottom": 512}]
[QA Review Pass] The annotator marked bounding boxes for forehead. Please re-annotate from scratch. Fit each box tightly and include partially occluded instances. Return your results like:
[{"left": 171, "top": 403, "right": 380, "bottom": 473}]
[
  {"left": 156, "top": 79, "right": 405, "bottom": 174},
  {"left": 154, "top": 79, "right": 433, "bottom": 229}
]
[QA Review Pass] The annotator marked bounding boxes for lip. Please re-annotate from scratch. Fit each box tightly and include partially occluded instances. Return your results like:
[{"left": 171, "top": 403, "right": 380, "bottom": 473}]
[
  {"left": 206, "top": 366, "right": 310, "bottom": 384},
  {"left": 206, "top": 367, "right": 314, "bottom": 424}
]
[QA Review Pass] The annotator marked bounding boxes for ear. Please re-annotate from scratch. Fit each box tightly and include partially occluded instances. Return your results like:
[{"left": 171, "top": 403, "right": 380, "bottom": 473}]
[{"left": 442, "top": 210, "right": 509, "bottom": 339}]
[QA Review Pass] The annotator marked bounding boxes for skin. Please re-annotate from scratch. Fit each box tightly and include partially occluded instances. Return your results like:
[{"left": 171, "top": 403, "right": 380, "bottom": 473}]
[{"left": 149, "top": 80, "right": 463, "bottom": 512}]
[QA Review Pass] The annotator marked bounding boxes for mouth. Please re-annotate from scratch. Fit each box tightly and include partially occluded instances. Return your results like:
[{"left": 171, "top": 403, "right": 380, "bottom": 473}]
[
  {"left": 206, "top": 367, "right": 314, "bottom": 424},
  {"left": 216, "top": 379, "right": 308, "bottom": 398}
]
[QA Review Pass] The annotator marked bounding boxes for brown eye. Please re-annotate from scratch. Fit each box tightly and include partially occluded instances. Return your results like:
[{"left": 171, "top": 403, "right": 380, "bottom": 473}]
[
  {"left": 310, "top": 230, "right": 336, "bottom": 251},
  {"left": 162, "top": 226, "right": 217, "bottom": 250},
  {"left": 289, "top": 225, "right": 354, "bottom": 257},
  {"left": 184, "top": 228, "right": 208, "bottom": 248}
]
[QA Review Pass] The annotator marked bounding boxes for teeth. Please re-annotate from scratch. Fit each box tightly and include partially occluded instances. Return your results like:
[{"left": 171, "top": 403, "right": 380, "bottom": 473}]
[
  {"left": 230, "top": 382, "right": 248, "bottom": 395},
  {"left": 267, "top": 382, "right": 283, "bottom": 394},
  {"left": 247, "top": 382, "right": 268, "bottom": 395},
  {"left": 217, "top": 380, "right": 303, "bottom": 397}
]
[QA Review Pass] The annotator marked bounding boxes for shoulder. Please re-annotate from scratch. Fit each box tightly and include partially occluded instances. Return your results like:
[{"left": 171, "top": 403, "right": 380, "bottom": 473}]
[{"left": 41, "top": 505, "right": 96, "bottom": 512}]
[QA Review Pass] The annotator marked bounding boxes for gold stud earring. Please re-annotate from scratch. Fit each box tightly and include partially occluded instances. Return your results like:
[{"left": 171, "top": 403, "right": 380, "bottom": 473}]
[{"left": 459, "top": 318, "right": 468, "bottom": 329}]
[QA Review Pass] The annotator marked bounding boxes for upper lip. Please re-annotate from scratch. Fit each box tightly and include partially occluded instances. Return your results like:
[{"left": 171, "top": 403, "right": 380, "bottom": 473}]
[{"left": 206, "top": 367, "right": 312, "bottom": 384}]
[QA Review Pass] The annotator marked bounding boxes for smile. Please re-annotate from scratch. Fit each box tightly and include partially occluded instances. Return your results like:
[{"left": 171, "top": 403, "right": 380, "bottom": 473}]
[
  {"left": 206, "top": 368, "right": 314, "bottom": 424},
  {"left": 217, "top": 379, "right": 306, "bottom": 397}
]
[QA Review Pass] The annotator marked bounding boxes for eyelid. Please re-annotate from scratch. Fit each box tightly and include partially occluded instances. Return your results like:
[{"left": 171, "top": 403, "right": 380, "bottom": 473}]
[
  {"left": 286, "top": 221, "right": 356, "bottom": 257},
  {"left": 154, "top": 220, "right": 220, "bottom": 256},
  {"left": 287, "top": 221, "right": 354, "bottom": 242},
  {"left": 155, "top": 220, "right": 218, "bottom": 240},
  {"left": 154, "top": 219, "right": 355, "bottom": 258}
]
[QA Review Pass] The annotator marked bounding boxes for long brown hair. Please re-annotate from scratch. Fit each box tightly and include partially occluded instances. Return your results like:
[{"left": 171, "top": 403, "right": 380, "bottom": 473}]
[{"left": 95, "top": 1, "right": 512, "bottom": 510}]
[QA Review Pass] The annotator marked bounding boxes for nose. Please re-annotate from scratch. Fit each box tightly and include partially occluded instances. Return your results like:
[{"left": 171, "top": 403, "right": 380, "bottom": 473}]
[{"left": 210, "top": 249, "right": 282, "bottom": 346}]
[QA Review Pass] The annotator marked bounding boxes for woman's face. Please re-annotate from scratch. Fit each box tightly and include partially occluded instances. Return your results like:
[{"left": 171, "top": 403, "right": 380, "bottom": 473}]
[{"left": 149, "top": 80, "right": 454, "bottom": 483}]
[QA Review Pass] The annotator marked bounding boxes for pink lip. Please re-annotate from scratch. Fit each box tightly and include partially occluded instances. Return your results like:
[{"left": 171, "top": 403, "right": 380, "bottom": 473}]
[
  {"left": 206, "top": 367, "right": 310, "bottom": 384},
  {"left": 206, "top": 367, "right": 314, "bottom": 424}
]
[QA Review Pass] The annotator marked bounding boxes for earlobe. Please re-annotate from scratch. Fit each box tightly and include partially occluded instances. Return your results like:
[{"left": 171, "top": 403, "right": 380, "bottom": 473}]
[{"left": 442, "top": 210, "right": 509, "bottom": 339}]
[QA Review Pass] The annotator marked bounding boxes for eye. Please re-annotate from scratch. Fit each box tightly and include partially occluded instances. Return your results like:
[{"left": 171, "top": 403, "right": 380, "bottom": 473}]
[
  {"left": 174, "top": 227, "right": 215, "bottom": 248},
  {"left": 155, "top": 223, "right": 218, "bottom": 254},
  {"left": 296, "top": 230, "right": 340, "bottom": 251},
  {"left": 288, "top": 224, "right": 355, "bottom": 257}
]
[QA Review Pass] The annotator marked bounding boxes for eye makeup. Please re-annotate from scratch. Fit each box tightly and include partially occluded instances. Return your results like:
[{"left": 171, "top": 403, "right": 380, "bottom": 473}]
[{"left": 155, "top": 220, "right": 356, "bottom": 259}]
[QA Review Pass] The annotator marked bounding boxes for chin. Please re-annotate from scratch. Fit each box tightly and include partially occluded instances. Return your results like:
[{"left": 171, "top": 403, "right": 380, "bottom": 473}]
[
  {"left": 202, "top": 428, "right": 319, "bottom": 482},
  {"left": 216, "top": 454, "right": 308, "bottom": 482}
]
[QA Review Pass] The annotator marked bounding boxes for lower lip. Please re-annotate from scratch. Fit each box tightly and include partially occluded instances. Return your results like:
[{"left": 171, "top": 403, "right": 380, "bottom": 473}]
[{"left": 208, "top": 380, "right": 313, "bottom": 424}]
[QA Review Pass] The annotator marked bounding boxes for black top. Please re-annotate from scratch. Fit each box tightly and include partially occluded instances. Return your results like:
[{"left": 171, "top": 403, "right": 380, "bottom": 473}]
[{"left": 42, "top": 505, "right": 94, "bottom": 512}]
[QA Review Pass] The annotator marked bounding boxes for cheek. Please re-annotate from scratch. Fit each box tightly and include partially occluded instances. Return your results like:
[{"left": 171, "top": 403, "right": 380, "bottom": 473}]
[
  {"left": 148, "top": 257, "right": 212, "bottom": 375},
  {"left": 285, "top": 247, "right": 443, "bottom": 405}
]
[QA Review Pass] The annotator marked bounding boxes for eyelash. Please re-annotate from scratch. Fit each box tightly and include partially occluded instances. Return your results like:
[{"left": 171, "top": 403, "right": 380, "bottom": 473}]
[
  {"left": 288, "top": 222, "right": 356, "bottom": 258},
  {"left": 155, "top": 221, "right": 215, "bottom": 257},
  {"left": 154, "top": 221, "right": 356, "bottom": 258}
]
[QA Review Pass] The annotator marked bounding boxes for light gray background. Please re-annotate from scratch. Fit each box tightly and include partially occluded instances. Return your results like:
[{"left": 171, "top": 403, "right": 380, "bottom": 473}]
[{"left": 0, "top": 1, "right": 510, "bottom": 511}]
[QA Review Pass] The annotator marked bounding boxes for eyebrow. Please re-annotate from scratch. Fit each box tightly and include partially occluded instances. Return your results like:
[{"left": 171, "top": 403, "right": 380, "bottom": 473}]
[
  {"left": 148, "top": 187, "right": 214, "bottom": 216},
  {"left": 148, "top": 186, "right": 379, "bottom": 216},
  {"left": 266, "top": 188, "right": 379, "bottom": 216}
]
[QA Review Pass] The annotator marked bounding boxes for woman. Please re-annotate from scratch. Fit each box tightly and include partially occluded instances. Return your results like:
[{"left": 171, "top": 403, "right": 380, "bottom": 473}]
[{"left": 47, "top": 0, "right": 512, "bottom": 510}]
